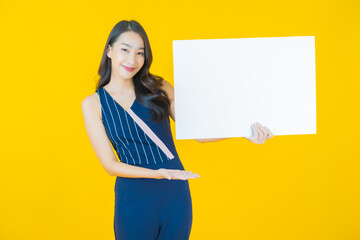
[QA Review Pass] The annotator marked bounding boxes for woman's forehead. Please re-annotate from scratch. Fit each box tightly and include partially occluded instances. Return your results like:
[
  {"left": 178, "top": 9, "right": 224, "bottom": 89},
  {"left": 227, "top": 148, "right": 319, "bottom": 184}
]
[{"left": 116, "top": 32, "right": 144, "bottom": 49}]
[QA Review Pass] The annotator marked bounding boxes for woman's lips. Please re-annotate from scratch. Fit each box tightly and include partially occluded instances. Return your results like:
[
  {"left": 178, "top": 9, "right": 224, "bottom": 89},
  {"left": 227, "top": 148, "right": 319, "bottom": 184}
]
[{"left": 123, "top": 65, "right": 136, "bottom": 72}]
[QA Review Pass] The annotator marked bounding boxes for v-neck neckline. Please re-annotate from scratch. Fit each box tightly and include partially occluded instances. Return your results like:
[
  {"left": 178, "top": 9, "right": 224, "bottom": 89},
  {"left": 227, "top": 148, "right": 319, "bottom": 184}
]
[{"left": 102, "top": 87, "right": 137, "bottom": 112}]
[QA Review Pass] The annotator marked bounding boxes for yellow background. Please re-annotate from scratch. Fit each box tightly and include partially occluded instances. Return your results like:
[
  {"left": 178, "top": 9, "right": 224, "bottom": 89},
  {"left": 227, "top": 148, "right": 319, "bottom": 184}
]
[{"left": 1, "top": 0, "right": 359, "bottom": 239}]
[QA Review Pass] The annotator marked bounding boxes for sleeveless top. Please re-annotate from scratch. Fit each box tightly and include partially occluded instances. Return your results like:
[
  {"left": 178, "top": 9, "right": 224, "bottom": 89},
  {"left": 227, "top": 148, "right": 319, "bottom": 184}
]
[{"left": 96, "top": 86, "right": 179, "bottom": 166}]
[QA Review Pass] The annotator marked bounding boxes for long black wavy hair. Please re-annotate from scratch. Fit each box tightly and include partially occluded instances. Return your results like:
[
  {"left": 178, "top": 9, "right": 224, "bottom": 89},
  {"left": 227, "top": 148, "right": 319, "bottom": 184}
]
[{"left": 96, "top": 20, "right": 170, "bottom": 123}]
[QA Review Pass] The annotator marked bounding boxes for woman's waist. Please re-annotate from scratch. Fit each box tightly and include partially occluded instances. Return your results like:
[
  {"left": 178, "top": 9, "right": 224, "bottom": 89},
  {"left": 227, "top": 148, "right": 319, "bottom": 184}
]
[{"left": 120, "top": 155, "right": 183, "bottom": 170}]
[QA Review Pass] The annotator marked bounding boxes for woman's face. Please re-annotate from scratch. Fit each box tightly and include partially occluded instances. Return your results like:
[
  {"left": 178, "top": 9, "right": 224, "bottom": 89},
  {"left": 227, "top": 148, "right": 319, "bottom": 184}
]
[{"left": 107, "top": 31, "right": 145, "bottom": 81}]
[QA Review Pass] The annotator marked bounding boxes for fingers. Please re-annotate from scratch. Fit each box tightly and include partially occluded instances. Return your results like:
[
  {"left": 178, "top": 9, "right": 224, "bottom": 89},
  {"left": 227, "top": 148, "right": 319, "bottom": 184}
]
[
  {"left": 255, "top": 123, "right": 266, "bottom": 144},
  {"left": 250, "top": 122, "right": 274, "bottom": 144},
  {"left": 234, "top": 122, "right": 276, "bottom": 144},
  {"left": 256, "top": 123, "right": 266, "bottom": 143},
  {"left": 250, "top": 123, "right": 263, "bottom": 144},
  {"left": 265, "top": 126, "right": 274, "bottom": 138},
  {"left": 263, "top": 126, "right": 273, "bottom": 139},
  {"left": 259, "top": 124, "right": 274, "bottom": 139},
  {"left": 165, "top": 169, "right": 200, "bottom": 180},
  {"left": 157, "top": 168, "right": 172, "bottom": 180},
  {"left": 251, "top": 123, "right": 260, "bottom": 143}
]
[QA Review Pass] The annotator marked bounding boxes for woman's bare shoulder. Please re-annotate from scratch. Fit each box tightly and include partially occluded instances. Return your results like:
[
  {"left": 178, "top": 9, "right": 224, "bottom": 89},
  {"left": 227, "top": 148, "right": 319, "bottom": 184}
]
[
  {"left": 81, "top": 92, "right": 101, "bottom": 119},
  {"left": 160, "top": 79, "right": 174, "bottom": 101}
]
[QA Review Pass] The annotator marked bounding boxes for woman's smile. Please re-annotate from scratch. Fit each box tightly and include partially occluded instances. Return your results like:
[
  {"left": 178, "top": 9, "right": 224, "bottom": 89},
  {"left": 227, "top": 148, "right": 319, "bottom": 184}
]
[{"left": 122, "top": 65, "right": 136, "bottom": 72}]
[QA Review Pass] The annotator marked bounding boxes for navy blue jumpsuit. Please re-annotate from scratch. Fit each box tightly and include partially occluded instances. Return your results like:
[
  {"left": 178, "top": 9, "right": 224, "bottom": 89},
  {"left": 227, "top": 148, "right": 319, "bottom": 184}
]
[{"left": 96, "top": 86, "right": 193, "bottom": 240}]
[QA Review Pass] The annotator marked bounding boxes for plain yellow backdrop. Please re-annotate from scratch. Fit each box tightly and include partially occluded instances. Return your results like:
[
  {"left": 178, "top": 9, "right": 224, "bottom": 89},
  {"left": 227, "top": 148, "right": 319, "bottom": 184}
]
[{"left": 1, "top": 0, "right": 359, "bottom": 239}]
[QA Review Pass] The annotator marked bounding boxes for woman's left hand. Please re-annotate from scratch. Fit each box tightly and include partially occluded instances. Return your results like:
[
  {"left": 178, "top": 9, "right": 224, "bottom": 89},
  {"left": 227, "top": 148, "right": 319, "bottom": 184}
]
[{"left": 244, "top": 122, "right": 274, "bottom": 144}]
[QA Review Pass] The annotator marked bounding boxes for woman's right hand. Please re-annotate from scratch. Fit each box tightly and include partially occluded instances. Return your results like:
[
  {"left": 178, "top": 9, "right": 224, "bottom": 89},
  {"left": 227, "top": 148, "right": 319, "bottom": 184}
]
[{"left": 156, "top": 168, "right": 200, "bottom": 180}]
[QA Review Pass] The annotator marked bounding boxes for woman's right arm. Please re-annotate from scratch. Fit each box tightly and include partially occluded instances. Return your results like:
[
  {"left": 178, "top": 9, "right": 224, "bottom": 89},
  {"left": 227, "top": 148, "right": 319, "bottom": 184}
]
[{"left": 81, "top": 94, "right": 163, "bottom": 179}]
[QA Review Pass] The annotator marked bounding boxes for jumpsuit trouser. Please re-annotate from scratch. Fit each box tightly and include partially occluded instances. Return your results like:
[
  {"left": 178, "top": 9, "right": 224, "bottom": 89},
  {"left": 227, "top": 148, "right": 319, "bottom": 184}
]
[{"left": 114, "top": 156, "right": 193, "bottom": 240}]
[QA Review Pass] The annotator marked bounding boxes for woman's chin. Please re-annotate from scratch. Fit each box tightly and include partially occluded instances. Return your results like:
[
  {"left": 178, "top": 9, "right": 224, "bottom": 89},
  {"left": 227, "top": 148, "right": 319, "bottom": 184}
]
[{"left": 118, "top": 71, "right": 136, "bottom": 80}]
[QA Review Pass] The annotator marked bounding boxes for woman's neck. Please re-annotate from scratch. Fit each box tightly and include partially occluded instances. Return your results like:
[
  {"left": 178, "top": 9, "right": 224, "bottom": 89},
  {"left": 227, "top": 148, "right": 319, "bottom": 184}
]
[{"left": 107, "top": 76, "right": 135, "bottom": 94}]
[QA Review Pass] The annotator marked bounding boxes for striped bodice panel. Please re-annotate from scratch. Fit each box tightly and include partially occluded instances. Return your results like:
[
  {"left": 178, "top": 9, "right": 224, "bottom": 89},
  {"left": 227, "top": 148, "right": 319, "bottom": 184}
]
[{"left": 96, "top": 86, "right": 179, "bottom": 166}]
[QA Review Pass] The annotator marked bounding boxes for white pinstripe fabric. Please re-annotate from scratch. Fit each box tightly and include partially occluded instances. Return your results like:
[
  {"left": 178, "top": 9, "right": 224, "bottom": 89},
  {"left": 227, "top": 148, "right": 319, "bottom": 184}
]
[
  {"left": 101, "top": 92, "right": 136, "bottom": 164},
  {"left": 97, "top": 87, "right": 173, "bottom": 165}
]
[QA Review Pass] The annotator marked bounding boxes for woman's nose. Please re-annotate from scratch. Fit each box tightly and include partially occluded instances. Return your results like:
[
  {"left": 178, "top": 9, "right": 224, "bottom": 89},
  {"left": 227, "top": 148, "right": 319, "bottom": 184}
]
[{"left": 127, "top": 53, "right": 136, "bottom": 65}]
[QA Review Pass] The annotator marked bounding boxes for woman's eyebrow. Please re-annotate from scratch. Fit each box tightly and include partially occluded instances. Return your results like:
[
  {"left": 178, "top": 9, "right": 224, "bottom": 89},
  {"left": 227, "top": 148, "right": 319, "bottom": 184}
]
[{"left": 120, "top": 43, "right": 145, "bottom": 50}]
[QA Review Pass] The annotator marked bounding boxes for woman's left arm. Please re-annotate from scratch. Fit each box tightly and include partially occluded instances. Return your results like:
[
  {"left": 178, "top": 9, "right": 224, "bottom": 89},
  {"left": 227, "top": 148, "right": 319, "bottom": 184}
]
[
  {"left": 195, "top": 122, "right": 274, "bottom": 144},
  {"left": 194, "top": 122, "right": 274, "bottom": 144}
]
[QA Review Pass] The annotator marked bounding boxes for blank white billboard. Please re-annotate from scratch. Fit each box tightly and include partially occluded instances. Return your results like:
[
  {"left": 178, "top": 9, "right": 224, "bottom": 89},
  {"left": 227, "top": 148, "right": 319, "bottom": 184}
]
[{"left": 173, "top": 36, "right": 316, "bottom": 140}]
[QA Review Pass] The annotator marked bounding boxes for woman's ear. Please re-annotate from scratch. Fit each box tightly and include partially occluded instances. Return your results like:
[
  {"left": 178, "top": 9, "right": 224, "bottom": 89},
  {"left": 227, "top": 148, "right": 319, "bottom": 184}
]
[{"left": 106, "top": 44, "right": 111, "bottom": 58}]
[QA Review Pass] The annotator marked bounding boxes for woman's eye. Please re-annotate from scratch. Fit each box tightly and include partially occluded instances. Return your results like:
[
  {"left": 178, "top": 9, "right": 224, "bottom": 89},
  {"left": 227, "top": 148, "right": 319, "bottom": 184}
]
[
  {"left": 121, "top": 48, "right": 128, "bottom": 52},
  {"left": 138, "top": 52, "right": 144, "bottom": 56}
]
